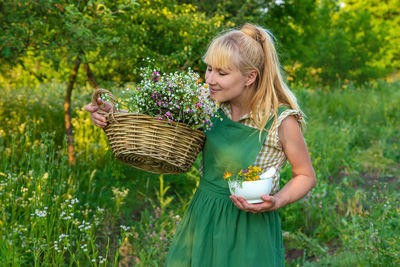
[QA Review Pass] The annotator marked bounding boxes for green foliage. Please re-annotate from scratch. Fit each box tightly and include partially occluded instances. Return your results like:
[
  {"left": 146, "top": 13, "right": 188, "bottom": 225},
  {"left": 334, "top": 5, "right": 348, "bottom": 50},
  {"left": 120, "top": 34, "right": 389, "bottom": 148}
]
[
  {"left": 87, "top": 0, "right": 225, "bottom": 83},
  {"left": 0, "top": 0, "right": 225, "bottom": 85},
  {"left": 343, "top": 0, "right": 400, "bottom": 71},
  {"left": 2, "top": 0, "right": 398, "bottom": 87}
]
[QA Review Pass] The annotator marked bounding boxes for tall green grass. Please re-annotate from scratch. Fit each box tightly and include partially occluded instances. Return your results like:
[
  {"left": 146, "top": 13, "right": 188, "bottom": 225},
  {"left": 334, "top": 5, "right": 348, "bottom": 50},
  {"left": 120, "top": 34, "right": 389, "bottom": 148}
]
[{"left": 0, "top": 80, "right": 399, "bottom": 266}]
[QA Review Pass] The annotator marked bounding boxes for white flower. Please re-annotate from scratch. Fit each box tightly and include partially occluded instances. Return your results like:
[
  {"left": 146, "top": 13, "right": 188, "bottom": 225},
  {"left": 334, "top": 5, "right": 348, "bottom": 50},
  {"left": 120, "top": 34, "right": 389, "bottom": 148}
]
[
  {"left": 32, "top": 209, "right": 47, "bottom": 218},
  {"left": 120, "top": 225, "right": 130, "bottom": 231}
]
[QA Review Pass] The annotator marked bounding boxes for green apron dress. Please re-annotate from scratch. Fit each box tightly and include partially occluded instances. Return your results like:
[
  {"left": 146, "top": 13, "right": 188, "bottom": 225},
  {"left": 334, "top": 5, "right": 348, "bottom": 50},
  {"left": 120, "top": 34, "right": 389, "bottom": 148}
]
[{"left": 165, "top": 109, "right": 285, "bottom": 267}]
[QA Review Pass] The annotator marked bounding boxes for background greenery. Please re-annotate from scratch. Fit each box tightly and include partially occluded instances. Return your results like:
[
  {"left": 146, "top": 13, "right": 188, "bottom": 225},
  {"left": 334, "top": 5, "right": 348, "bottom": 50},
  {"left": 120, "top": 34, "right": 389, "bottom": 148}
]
[{"left": 0, "top": 0, "right": 399, "bottom": 266}]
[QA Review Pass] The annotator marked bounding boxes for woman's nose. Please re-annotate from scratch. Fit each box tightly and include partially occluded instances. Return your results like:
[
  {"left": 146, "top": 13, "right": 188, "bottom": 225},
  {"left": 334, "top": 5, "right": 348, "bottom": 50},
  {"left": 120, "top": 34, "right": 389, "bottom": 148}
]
[{"left": 205, "top": 72, "right": 215, "bottom": 85}]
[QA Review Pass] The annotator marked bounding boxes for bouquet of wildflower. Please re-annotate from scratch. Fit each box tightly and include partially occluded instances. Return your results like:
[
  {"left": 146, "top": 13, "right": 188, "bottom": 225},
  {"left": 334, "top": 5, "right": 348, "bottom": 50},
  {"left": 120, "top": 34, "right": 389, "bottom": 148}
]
[
  {"left": 223, "top": 166, "right": 263, "bottom": 183},
  {"left": 223, "top": 166, "right": 276, "bottom": 199},
  {"left": 108, "top": 67, "right": 220, "bottom": 131}
]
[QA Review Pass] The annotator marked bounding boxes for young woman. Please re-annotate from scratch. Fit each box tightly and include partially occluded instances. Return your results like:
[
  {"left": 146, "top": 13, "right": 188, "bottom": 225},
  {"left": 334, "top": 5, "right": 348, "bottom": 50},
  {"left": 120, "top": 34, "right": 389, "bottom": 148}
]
[
  {"left": 85, "top": 23, "right": 316, "bottom": 267},
  {"left": 164, "top": 23, "right": 316, "bottom": 267}
]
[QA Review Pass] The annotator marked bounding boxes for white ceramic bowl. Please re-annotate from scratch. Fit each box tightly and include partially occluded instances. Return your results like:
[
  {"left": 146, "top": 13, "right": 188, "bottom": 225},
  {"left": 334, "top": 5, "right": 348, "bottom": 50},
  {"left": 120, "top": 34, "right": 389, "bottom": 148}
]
[{"left": 228, "top": 178, "right": 273, "bottom": 204}]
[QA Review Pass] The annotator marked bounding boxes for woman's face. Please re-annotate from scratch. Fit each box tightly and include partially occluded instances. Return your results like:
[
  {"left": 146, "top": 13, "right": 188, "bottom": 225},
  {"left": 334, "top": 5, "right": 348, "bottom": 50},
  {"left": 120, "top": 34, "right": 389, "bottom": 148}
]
[{"left": 205, "top": 64, "right": 250, "bottom": 104}]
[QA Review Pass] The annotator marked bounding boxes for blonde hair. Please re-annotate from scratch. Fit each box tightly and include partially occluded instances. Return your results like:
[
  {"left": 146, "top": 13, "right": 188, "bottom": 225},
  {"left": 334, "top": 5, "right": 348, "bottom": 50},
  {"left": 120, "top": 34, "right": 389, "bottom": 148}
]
[{"left": 203, "top": 23, "right": 305, "bottom": 132}]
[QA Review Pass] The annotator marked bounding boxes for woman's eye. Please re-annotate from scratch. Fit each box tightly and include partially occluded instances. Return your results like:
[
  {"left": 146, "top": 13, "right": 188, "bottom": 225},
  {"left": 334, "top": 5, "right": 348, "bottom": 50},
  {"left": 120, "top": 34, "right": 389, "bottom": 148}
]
[{"left": 219, "top": 72, "right": 227, "bottom": 76}]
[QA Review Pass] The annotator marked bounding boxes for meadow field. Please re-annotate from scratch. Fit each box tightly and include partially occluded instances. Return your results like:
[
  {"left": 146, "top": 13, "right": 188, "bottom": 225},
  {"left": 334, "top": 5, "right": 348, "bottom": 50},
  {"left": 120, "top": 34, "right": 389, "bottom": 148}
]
[{"left": 0, "top": 80, "right": 399, "bottom": 266}]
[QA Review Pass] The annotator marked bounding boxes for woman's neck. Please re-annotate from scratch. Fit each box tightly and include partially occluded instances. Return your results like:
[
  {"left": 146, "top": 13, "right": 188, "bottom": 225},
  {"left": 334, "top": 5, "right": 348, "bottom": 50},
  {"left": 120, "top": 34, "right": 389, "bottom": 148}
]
[{"left": 229, "top": 101, "right": 250, "bottom": 121}]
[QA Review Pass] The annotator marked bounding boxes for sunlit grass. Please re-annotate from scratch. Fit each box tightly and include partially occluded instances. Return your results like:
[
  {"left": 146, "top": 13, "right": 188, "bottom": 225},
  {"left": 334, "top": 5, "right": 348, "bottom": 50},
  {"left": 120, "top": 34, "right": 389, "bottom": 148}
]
[{"left": 0, "top": 80, "right": 399, "bottom": 265}]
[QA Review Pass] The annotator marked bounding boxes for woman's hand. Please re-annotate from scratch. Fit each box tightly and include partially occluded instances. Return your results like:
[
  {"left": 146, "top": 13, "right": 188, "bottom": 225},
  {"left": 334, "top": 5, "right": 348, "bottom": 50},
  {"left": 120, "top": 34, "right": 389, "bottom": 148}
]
[
  {"left": 230, "top": 195, "right": 282, "bottom": 213},
  {"left": 83, "top": 98, "right": 113, "bottom": 128}
]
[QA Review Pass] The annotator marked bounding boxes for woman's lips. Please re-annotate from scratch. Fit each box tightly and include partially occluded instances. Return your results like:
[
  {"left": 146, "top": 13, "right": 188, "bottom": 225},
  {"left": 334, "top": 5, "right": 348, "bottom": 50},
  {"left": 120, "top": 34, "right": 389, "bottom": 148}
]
[{"left": 210, "top": 88, "right": 221, "bottom": 93}]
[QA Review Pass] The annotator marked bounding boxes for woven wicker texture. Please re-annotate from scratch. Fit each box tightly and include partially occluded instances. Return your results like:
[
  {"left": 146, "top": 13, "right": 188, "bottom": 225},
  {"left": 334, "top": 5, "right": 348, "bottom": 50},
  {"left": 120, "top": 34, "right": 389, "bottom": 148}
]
[{"left": 92, "top": 89, "right": 205, "bottom": 174}]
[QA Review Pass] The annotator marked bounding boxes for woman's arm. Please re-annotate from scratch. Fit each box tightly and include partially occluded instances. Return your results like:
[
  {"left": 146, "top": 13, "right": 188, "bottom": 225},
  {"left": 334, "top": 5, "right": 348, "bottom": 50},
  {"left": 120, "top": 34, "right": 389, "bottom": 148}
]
[
  {"left": 272, "top": 115, "right": 316, "bottom": 209},
  {"left": 230, "top": 115, "right": 316, "bottom": 213}
]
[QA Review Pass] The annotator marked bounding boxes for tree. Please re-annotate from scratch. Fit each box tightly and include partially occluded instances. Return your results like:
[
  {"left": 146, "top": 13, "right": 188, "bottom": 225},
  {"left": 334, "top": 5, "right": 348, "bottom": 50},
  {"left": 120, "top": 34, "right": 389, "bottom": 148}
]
[
  {"left": 1, "top": 0, "right": 139, "bottom": 163},
  {"left": 343, "top": 0, "right": 400, "bottom": 72},
  {"left": 0, "top": 0, "right": 225, "bottom": 163}
]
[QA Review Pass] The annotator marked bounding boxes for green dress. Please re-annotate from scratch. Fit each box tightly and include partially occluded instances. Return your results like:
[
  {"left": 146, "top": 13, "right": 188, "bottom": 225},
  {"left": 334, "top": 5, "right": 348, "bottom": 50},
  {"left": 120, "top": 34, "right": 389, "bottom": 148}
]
[{"left": 165, "top": 109, "right": 285, "bottom": 267}]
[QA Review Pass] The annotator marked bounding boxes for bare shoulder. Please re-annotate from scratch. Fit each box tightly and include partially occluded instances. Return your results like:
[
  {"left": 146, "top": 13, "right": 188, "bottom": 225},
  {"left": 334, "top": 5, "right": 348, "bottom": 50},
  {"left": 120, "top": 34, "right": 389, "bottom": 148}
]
[{"left": 277, "top": 115, "right": 303, "bottom": 147}]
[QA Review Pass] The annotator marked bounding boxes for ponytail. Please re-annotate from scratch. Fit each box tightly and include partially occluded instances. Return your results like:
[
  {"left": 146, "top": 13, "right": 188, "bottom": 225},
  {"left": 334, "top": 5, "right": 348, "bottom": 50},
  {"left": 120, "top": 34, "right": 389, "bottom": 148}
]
[{"left": 204, "top": 23, "right": 305, "bottom": 133}]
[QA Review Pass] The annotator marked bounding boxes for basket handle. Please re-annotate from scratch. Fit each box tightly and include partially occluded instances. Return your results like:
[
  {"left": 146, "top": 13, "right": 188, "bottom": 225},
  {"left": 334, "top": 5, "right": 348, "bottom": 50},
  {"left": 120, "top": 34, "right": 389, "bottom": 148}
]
[{"left": 91, "top": 88, "right": 118, "bottom": 123}]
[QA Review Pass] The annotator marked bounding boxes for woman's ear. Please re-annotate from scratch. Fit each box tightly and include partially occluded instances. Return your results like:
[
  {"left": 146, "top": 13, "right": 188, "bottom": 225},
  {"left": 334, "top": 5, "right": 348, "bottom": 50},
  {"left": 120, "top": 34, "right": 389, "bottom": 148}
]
[{"left": 245, "top": 70, "right": 258, "bottom": 86}]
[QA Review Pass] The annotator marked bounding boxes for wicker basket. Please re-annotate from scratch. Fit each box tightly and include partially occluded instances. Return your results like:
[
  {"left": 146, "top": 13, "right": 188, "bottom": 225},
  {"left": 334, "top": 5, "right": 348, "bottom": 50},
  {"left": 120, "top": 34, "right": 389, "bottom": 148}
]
[{"left": 92, "top": 89, "right": 206, "bottom": 174}]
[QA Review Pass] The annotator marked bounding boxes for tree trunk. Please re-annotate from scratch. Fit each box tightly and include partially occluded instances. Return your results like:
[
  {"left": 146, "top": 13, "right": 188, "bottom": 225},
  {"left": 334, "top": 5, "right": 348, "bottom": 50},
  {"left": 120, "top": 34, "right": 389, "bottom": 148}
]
[
  {"left": 64, "top": 55, "right": 81, "bottom": 165},
  {"left": 84, "top": 63, "right": 99, "bottom": 89}
]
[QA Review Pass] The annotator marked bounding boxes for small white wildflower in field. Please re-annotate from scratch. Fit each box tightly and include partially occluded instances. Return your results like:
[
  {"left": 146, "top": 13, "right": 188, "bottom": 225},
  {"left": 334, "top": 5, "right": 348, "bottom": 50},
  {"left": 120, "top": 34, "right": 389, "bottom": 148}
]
[
  {"left": 71, "top": 198, "right": 79, "bottom": 204},
  {"left": 32, "top": 209, "right": 47, "bottom": 217},
  {"left": 58, "top": 233, "right": 69, "bottom": 241},
  {"left": 120, "top": 225, "right": 130, "bottom": 231},
  {"left": 98, "top": 255, "right": 106, "bottom": 264},
  {"left": 97, "top": 207, "right": 104, "bottom": 212}
]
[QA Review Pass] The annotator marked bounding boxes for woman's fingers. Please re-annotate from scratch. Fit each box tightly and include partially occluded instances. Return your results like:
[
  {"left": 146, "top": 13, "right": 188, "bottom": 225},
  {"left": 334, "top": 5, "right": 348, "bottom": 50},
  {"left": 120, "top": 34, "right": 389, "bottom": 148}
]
[
  {"left": 101, "top": 101, "right": 113, "bottom": 112},
  {"left": 90, "top": 112, "right": 107, "bottom": 128},
  {"left": 230, "top": 195, "right": 277, "bottom": 213},
  {"left": 95, "top": 98, "right": 113, "bottom": 112},
  {"left": 230, "top": 196, "right": 246, "bottom": 211},
  {"left": 84, "top": 99, "right": 113, "bottom": 113},
  {"left": 84, "top": 103, "right": 99, "bottom": 113},
  {"left": 91, "top": 118, "right": 107, "bottom": 128},
  {"left": 83, "top": 100, "right": 110, "bottom": 128}
]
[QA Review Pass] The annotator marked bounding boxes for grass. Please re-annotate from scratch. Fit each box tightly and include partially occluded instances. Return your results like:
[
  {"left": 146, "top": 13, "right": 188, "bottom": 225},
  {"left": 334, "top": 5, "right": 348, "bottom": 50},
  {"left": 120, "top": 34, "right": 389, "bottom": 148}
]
[{"left": 0, "top": 79, "right": 399, "bottom": 266}]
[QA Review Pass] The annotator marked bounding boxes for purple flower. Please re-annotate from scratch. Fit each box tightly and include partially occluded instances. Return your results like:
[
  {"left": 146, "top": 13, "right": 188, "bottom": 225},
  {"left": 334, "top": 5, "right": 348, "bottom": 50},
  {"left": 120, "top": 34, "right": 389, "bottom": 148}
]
[
  {"left": 166, "top": 111, "right": 171, "bottom": 117},
  {"left": 151, "top": 71, "right": 160, "bottom": 82}
]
